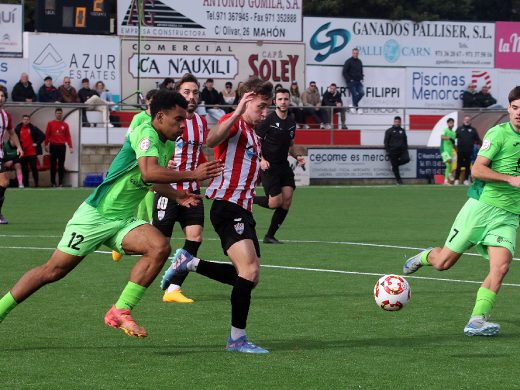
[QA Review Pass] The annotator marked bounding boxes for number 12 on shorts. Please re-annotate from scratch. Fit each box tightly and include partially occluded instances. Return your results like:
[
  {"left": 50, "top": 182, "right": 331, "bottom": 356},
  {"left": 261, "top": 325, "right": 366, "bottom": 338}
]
[{"left": 67, "top": 232, "right": 85, "bottom": 250}]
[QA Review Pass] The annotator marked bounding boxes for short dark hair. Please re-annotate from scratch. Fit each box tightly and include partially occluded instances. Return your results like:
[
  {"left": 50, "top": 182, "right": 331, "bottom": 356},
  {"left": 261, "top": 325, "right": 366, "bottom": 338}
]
[
  {"left": 275, "top": 88, "right": 290, "bottom": 97},
  {"left": 447, "top": 118, "right": 454, "bottom": 123},
  {"left": 55, "top": 108, "right": 63, "bottom": 113},
  {"left": 239, "top": 77, "right": 273, "bottom": 100},
  {"left": 145, "top": 89, "right": 159, "bottom": 101},
  {"left": 44, "top": 76, "right": 52, "bottom": 81},
  {"left": 330, "top": 83, "right": 337, "bottom": 87},
  {"left": 22, "top": 114, "right": 30, "bottom": 118},
  {"left": 150, "top": 90, "right": 188, "bottom": 119},
  {"left": 225, "top": 81, "right": 233, "bottom": 88},
  {"left": 508, "top": 86, "right": 520, "bottom": 103},
  {"left": 81, "top": 78, "right": 89, "bottom": 83},
  {"left": 175, "top": 73, "right": 200, "bottom": 91},
  {"left": 206, "top": 78, "right": 214, "bottom": 83},
  {"left": 394, "top": 116, "right": 401, "bottom": 121}
]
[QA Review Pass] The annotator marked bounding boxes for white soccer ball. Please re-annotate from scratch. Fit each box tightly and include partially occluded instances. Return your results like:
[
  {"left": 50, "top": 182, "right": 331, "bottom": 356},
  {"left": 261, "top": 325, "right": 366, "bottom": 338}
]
[{"left": 373, "top": 274, "right": 411, "bottom": 311}]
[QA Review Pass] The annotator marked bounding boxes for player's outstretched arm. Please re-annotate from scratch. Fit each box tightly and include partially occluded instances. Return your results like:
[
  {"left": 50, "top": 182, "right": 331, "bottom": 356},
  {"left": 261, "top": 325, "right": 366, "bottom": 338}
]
[
  {"left": 472, "top": 155, "right": 520, "bottom": 187},
  {"left": 206, "top": 91, "right": 256, "bottom": 148},
  {"left": 139, "top": 156, "right": 223, "bottom": 184}
]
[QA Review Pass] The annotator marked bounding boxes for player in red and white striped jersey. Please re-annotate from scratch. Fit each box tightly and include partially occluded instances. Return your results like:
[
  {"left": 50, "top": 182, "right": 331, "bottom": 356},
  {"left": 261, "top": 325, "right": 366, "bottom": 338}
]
[
  {"left": 160, "top": 78, "right": 273, "bottom": 353},
  {"left": 0, "top": 90, "right": 23, "bottom": 224},
  {"left": 153, "top": 73, "right": 208, "bottom": 303}
]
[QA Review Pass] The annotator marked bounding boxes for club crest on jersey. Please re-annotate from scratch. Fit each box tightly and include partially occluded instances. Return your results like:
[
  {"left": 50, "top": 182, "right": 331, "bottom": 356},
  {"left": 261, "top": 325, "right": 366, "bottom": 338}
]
[
  {"left": 234, "top": 222, "right": 244, "bottom": 235},
  {"left": 482, "top": 139, "right": 491, "bottom": 150},
  {"left": 140, "top": 138, "right": 151, "bottom": 151}
]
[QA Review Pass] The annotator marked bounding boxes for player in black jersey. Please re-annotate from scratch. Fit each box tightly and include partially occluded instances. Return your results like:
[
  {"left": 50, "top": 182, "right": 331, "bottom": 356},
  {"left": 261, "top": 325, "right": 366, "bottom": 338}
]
[{"left": 253, "top": 88, "right": 305, "bottom": 243}]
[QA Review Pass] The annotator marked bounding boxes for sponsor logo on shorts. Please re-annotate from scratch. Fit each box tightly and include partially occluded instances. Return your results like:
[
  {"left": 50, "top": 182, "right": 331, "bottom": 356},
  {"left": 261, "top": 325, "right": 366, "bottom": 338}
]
[
  {"left": 481, "top": 139, "right": 491, "bottom": 150},
  {"left": 158, "top": 210, "right": 165, "bottom": 221},
  {"left": 139, "top": 138, "right": 151, "bottom": 151},
  {"left": 234, "top": 222, "right": 244, "bottom": 235}
]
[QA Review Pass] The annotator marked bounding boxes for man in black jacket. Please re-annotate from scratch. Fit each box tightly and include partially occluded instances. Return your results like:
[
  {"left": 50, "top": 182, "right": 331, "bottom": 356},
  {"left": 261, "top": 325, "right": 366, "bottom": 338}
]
[
  {"left": 476, "top": 86, "right": 498, "bottom": 108},
  {"left": 11, "top": 73, "right": 36, "bottom": 102},
  {"left": 462, "top": 84, "right": 478, "bottom": 108},
  {"left": 384, "top": 116, "right": 409, "bottom": 184},
  {"left": 342, "top": 48, "right": 365, "bottom": 111},
  {"left": 37, "top": 76, "right": 61, "bottom": 102},
  {"left": 14, "top": 115, "right": 44, "bottom": 187},
  {"left": 454, "top": 115, "right": 481, "bottom": 185},
  {"left": 321, "top": 83, "right": 347, "bottom": 129}
]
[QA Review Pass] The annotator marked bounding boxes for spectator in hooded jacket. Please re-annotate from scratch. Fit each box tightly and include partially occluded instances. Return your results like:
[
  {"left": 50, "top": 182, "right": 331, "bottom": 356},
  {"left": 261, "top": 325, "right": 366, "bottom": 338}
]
[{"left": 301, "top": 81, "right": 325, "bottom": 129}]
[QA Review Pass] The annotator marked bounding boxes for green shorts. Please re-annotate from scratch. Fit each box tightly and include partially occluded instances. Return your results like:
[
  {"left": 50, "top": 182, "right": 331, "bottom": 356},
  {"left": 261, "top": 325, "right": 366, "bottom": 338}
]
[
  {"left": 57, "top": 202, "right": 148, "bottom": 257},
  {"left": 445, "top": 198, "right": 519, "bottom": 259},
  {"left": 441, "top": 151, "right": 453, "bottom": 163}
]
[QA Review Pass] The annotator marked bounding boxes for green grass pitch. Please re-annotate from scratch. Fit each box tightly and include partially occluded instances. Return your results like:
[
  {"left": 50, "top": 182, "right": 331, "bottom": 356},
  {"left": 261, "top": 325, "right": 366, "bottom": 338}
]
[{"left": 1, "top": 185, "right": 520, "bottom": 388}]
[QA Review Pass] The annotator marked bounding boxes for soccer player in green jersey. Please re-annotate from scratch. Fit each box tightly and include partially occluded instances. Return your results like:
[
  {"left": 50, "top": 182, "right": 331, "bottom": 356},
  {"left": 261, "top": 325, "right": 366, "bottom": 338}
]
[
  {"left": 0, "top": 90, "right": 223, "bottom": 338},
  {"left": 440, "top": 117, "right": 456, "bottom": 185},
  {"left": 112, "top": 89, "right": 159, "bottom": 262},
  {"left": 404, "top": 86, "right": 520, "bottom": 336}
]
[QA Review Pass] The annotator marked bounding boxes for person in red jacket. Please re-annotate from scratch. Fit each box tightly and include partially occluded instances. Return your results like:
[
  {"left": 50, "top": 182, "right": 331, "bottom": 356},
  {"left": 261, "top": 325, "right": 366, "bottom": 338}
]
[{"left": 45, "top": 108, "right": 73, "bottom": 187}]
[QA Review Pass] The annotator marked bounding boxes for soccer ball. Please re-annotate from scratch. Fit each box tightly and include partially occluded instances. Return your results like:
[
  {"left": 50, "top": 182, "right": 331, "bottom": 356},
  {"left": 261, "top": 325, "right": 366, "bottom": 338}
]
[{"left": 373, "top": 274, "right": 411, "bottom": 311}]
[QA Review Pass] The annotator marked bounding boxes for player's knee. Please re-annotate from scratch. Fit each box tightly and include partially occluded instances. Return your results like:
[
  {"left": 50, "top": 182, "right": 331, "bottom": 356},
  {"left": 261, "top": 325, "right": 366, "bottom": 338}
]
[
  {"left": 41, "top": 263, "right": 69, "bottom": 282},
  {"left": 240, "top": 265, "right": 260, "bottom": 284},
  {"left": 282, "top": 198, "right": 292, "bottom": 209},
  {"left": 269, "top": 196, "right": 283, "bottom": 209},
  {"left": 149, "top": 237, "right": 171, "bottom": 261}
]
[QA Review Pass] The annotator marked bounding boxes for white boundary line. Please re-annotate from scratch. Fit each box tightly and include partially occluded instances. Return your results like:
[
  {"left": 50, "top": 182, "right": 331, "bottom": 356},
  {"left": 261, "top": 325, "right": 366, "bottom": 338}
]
[
  {"left": 1, "top": 245, "right": 520, "bottom": 288},
  {"left": 1, "top": 234, "right": 519, "bottom": 261}
]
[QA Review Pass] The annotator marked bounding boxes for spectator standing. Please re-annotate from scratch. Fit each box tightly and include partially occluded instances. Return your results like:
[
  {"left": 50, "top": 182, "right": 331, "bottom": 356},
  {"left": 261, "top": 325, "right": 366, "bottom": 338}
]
[
  {"left": 454, "top": 115, "right": 481, "bottom": 185},
  {"left": 301, "top": 81, "right": 325, "bottom": 129},
  {"left": 14, "top": 115, "right": 44, "bottom": 187},
  {"left": 45, "top": 108, "right": 73, "bottom": 187},
  {"left": 58, "top": 77, "right": 80, "bottom": 103},
  {"left": 38, "top": 76, "right": 61, "bottom": 103},
  {"left": 342, "top": 48, "right": 365, "bottom": 112},
  {"left": 11, "top": 73, "right": 36, "bottom": 102},
  {"left": 200, "top": 78, "right": 225, "bottom": 122},
  {"left": 321, "top": 83, "right": 347, "bottom": 129},
  {"left": 289, "top": 81, "right": 305, "bottom": 128},
  {"left": 220, "top": 81, "right": 236, "bottom": 113},
  {"left": 384, "top": 116, "right": 410, "bottom": 185},
  {"left": 476, "top": 86, "right": 498, "bottom": 108},
  {"left": 462, "top": 84, "right": 479, "bottom": 108},
  {"left": 440, "top": 118, "right": 456, "bottom": 185}
]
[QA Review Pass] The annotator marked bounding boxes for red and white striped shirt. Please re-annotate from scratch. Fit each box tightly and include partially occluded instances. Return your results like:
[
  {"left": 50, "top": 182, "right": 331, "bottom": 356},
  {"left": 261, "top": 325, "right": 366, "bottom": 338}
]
[
  {"left": 170, "top": 112, "right": 207, "bottom": 192},
  {"left": 0, "top": 109, "right": 12, "bottom": 159},
  {"left": 205, "top": 113, "right": 262, "bottom": 212}
]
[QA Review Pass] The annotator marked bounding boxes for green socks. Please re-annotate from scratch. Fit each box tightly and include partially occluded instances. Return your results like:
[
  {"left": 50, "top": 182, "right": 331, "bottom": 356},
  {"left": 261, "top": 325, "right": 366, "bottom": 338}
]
[
  {"left": 0, "top": 292, "right": 18, "bottom": 322},
  {"left": 471, "top": 287, "right": 496, "bottom": 318},
  {"left": 420, "top": 249, "right": 432, "bottom": 266},
  {"left": 115, "top": 282, "right": 147, "bottom": 311},
  {"left": 444, "top": 162, "right": 452, "bottom": 180}
]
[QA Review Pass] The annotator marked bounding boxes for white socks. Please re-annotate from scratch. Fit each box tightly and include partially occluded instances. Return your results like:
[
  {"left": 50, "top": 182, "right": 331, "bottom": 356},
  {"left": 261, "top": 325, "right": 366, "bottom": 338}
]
[
  {"left": 187, "top": 257, "right": 200, "bottom": 272},
  {"left": 230, "top": 326, "right": 246, "bottom": 341}
]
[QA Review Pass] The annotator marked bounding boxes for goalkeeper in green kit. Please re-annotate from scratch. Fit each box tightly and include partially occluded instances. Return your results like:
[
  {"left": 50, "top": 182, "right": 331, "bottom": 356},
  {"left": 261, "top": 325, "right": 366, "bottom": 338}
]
[
  {"left": 440, "top": 117, "right": 456, "bottom": 185},
  {"left": 404, "top": 86, "right": 520, "bottom": 336},
  {"left": 0, "top": 90, "right": 223, "bottom": 337}
]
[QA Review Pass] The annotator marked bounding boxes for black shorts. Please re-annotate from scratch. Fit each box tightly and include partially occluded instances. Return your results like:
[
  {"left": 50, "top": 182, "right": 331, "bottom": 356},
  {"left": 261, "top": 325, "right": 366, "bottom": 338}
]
[
  {"left": 260, "top": 162, "right": 295, "bottom": 197},
  {"left": 210, "top": 200, "right": 260, "bottom": 257},
  {"left": 0, "top": 158, "right": 6, "bottom": 173},
  {"left": 152, "top": 190, "right": 204, "bottom": 237}
]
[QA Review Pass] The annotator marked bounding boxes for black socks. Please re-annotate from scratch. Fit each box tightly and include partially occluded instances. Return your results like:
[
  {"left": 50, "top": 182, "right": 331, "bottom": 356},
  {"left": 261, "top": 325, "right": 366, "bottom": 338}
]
[{"left": 266, "top": 207, "right": 288, "bottom": 238}]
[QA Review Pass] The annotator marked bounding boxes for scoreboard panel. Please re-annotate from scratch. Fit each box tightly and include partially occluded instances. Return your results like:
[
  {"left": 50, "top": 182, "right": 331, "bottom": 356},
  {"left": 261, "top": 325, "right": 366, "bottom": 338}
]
[{"left": 36, "top": 0, "right": 114, "bottom": 34}]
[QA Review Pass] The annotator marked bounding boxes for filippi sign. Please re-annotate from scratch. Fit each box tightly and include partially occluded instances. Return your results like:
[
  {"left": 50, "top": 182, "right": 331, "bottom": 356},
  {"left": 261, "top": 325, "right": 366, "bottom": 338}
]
[{"left": 304, "top": 17, "right": 494, "bottom": 68}]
